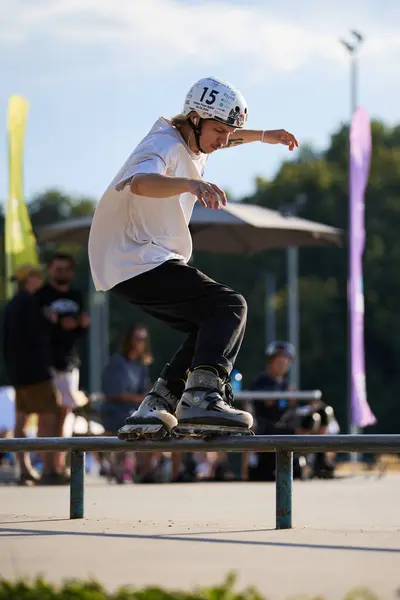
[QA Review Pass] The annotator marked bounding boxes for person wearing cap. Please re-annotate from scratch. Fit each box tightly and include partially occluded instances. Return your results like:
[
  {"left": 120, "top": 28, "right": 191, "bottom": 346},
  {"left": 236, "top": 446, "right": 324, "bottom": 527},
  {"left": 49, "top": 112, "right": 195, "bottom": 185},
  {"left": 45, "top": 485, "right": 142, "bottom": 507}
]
[
  {"left": 247, "top": 341, "right": 305, "bottom": 480},
  {"left": 250, "top": 341, "right": 296, "bottom": 424},
  {"left": 3, "top": 264, "right": 61, "bottom": 485}
]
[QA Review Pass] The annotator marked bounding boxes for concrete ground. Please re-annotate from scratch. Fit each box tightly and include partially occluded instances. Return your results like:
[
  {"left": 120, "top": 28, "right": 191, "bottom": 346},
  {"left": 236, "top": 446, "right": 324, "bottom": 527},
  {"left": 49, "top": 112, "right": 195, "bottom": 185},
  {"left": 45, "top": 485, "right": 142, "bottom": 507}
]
[{"left": 0, "top": 473, "right": 399, "bottom": 600}]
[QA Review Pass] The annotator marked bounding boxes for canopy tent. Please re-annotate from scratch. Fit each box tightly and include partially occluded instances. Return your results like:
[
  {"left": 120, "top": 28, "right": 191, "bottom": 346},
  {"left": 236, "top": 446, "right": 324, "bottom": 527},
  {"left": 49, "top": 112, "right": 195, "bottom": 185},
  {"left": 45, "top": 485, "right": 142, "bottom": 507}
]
[
  {"left": 37, "top": 202, "right": 341, "bottom": 251},
  {"left": 36, "top": 202, "right": 341, "bottom": 393}
]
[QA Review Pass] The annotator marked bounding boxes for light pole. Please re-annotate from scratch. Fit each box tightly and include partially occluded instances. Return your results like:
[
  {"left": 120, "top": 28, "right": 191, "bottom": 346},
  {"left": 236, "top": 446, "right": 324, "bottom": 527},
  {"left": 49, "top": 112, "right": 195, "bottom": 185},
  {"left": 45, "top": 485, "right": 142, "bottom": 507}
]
[
  {"left": 265, "top": 271, "right": 277, "bottom": 347},
  {"left": 89, "top": 276, "right": 109, "bottom": 394},
  {"left": 340, "top": 31, "right": 364, "bottom": 446},
  {"left": 280, "top": 194, "right": 307, "bottom": 390},
  {"left": 340, "top": 30, "right": 364, "bottom": 117}
]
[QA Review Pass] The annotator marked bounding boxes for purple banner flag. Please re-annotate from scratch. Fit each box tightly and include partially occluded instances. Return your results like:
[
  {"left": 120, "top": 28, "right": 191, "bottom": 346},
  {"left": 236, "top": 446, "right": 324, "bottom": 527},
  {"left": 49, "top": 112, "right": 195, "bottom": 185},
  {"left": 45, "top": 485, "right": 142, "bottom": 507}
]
[{"left": 349, "top": 107, "right": 376, "bottom": 427}]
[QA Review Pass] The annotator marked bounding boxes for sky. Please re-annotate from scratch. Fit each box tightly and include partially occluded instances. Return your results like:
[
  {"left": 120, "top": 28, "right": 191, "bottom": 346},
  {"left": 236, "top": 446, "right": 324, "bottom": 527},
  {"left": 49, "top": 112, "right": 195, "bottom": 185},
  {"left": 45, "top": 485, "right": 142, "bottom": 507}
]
[{"left": 1, "top": 0, "right": 400, "bottom": 206}]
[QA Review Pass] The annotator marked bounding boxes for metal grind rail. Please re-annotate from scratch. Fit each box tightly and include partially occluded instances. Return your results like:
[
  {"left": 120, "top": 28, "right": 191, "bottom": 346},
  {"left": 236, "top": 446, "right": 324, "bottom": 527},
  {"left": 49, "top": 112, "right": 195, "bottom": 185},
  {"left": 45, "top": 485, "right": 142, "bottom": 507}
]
[{"left": 1, "top": 434, "right": 399, "bottom": 529}]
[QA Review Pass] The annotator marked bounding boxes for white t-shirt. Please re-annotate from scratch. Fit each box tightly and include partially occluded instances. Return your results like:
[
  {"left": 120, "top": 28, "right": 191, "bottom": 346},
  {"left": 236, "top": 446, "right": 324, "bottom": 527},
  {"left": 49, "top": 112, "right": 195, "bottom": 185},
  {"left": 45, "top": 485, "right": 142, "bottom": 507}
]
[{"left": 88, "top": 117, "right": 208, "bottom": 292}]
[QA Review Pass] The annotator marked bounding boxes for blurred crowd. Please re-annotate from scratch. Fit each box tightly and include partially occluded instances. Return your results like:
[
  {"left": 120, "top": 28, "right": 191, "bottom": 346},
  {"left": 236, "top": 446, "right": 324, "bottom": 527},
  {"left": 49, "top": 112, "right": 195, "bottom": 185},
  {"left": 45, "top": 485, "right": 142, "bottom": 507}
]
[{"left": 0, "top": 257, "right": 340, "bottom": 486}]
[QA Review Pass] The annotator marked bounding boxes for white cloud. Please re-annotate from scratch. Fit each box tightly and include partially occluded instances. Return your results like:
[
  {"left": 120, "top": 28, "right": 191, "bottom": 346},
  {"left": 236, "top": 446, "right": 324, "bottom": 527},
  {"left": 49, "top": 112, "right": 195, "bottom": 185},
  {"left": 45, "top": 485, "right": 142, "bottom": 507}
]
[{"left": 1, "top": 0, "right": 400, "bottom": 80}]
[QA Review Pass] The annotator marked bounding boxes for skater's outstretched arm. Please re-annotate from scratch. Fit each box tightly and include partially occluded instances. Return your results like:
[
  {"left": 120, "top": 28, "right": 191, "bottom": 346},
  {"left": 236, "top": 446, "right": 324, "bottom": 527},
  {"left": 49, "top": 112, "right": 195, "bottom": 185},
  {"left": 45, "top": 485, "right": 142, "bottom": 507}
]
[
  {"left": 130, "top": 174, "right": 192, "bottom": 197},
  {"left": 223, "top": 129, "right": 299, "bottom": 150},
  {"left": 131, "top": 174, "right": 227, "bottom": 210}
]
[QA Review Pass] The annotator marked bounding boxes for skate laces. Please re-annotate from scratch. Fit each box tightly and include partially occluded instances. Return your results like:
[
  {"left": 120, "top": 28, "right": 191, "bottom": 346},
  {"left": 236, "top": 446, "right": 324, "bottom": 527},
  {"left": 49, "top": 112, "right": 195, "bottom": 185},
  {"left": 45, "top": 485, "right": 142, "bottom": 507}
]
[{"left": 224, "top": 379, "right": 235, "bottom": 406}]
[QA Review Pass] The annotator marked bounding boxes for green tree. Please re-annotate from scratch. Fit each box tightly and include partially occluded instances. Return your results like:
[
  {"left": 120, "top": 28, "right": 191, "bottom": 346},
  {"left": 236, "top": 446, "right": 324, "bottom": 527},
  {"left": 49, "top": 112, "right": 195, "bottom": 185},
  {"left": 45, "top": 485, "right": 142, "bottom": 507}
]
[{"left": 29, "top": 188, "right": 96, "bottom": 228}]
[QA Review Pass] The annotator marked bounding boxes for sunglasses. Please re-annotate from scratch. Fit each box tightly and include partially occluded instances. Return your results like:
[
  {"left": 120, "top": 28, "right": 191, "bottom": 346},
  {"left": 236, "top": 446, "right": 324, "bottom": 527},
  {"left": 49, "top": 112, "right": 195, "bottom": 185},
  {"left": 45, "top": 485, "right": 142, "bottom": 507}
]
[{"left": 133, "top": 333, "right": 147, "bottom": 341}]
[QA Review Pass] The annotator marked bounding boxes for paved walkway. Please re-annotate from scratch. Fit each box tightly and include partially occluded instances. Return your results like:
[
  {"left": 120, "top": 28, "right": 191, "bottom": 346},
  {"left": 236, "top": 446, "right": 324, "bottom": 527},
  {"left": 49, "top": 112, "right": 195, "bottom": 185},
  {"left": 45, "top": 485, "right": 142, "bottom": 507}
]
[{"left": 1, "top": 474, "right": 399, "bottom": 599}]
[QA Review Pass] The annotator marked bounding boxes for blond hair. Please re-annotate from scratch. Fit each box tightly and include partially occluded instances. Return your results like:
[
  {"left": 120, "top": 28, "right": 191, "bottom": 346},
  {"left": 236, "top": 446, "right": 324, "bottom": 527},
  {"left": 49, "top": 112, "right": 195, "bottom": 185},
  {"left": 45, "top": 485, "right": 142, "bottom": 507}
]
[{"left": 171, "top": 113, "right": 190, "bottom": 129}]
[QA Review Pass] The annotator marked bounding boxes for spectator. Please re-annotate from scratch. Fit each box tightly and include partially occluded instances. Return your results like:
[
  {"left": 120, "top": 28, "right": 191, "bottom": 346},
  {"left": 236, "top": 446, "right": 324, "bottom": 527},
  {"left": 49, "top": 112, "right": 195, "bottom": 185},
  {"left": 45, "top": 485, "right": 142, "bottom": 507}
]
[
  {"left": 249, "top": 340, "right": 296, "bottom": 425},
  {"left": 312, "top": 404, "right": 338, "bottom": 478},
  {"left": 100, "top": 324, "right": 158, "bottom": 483},
  {"left": 2, "top": 264, "right": 61, "bottom": 485},
  {"left": 247, "top": 340, "right": 310, "bottom": 481},
  {"left": 36, "top": 253, "right": 90, "bottom": 482},
  {"left": 278, "top": 402, "right": 339, "bottom": 478}
]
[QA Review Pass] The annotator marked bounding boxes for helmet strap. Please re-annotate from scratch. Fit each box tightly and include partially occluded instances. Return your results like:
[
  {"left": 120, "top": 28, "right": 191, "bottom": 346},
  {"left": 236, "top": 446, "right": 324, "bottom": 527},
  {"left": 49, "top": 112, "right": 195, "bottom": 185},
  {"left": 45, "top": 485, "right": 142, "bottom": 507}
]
[{"left": 188, "top": 117, "right": 205, "bottom": 153}]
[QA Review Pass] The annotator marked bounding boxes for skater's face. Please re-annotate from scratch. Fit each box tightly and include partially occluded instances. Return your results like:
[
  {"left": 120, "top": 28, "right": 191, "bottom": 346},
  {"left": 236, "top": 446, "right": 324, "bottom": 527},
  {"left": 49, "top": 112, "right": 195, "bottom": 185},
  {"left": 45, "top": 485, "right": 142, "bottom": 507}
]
[
  {"left": 195, "top": 117, "right": 237, "bottom": 153},
  {"left": 268, "top": 352, "right": 291, "bottom": 377}
]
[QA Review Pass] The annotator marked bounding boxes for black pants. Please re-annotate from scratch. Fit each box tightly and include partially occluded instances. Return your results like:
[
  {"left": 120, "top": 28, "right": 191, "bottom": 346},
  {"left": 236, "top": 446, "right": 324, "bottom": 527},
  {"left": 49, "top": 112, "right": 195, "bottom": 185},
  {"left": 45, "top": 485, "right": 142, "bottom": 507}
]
[{"left": 111, "top": 259, "right": 247, "bottom": 386}]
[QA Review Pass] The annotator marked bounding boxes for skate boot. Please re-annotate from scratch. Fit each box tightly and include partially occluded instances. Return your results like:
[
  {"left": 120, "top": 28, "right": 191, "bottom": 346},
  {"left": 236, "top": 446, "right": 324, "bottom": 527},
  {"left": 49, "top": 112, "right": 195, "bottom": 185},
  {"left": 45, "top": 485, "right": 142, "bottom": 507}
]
[
  {"left": 118, "top": 377, "right": 179, "bottom": 441},
  {"left": 173, "top": 368, "right": 254, "bottom": 439}
]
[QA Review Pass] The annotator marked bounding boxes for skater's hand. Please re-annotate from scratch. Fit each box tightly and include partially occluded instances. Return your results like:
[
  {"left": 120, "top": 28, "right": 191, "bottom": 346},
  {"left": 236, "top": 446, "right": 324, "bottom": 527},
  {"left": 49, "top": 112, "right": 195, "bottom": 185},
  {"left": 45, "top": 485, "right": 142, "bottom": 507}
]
[
  {"left": 262, "top": 129, "right": 299, "bottom": 151},
  {"left": 188, "top": 179, "right": 227, "bottom": 210}
]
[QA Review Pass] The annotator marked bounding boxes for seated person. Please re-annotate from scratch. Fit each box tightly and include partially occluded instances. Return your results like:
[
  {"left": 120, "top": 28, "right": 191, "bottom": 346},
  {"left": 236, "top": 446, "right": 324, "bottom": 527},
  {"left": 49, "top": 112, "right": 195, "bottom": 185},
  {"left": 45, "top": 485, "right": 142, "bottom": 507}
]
[
  {"left": 277, "top": 402, "right": 340, "bottom": 479},
  {"left": 100, "top": 324, "right": 156, "bottom": 483},
  {"left": 249, "top": 340, "right": 296, "bottom": 428},
  {"left": 248, "top": 340, "right": 317, "bottom": 480}
]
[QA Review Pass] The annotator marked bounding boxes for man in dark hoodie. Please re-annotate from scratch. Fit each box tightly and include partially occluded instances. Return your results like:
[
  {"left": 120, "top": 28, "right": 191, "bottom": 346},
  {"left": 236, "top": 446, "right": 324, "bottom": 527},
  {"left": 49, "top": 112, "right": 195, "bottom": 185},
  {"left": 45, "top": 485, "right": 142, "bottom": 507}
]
[{"left": 3, "top": 264, "right": 61, "bottom": 485}]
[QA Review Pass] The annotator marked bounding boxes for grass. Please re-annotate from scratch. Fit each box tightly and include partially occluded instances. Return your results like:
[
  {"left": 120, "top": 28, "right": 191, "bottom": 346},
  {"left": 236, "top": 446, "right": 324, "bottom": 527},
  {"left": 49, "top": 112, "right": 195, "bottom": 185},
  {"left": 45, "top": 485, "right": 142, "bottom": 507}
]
[{"left": 0, "top": 572, "right": 383, "bottom": 600}]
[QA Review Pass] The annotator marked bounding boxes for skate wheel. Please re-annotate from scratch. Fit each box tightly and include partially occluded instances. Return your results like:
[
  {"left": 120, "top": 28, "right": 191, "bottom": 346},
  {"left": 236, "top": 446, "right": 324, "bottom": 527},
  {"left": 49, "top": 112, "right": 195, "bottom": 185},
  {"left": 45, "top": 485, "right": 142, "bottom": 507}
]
[{"left": 117, "top": 424, "right": 168, "bottom": 441}]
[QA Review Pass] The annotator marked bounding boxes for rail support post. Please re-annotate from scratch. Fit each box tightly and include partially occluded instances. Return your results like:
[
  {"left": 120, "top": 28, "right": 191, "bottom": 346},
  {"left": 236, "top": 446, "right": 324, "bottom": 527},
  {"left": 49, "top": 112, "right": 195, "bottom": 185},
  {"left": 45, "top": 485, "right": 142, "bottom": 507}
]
[
  {"left": 70, "top": 450, "right": 85, "bottom": 519},
  {"left": 276, "top": 449, "right": 293, "bottom": 529}
]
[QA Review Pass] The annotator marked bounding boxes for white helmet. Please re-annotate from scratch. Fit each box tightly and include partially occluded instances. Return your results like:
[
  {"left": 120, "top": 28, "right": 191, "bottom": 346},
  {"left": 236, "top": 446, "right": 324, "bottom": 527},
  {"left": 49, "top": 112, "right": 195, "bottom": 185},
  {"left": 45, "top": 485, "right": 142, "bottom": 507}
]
[{"left": 182, "top": 76, "right": 248, "bottom": 129}]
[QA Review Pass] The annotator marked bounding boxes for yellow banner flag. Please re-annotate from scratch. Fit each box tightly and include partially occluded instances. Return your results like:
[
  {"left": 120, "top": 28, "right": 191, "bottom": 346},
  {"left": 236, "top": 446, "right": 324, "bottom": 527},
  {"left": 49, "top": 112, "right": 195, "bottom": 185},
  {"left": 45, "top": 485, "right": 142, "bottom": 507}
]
[{"left": 5, "top": 94, "right": 39, "bottom": 299}]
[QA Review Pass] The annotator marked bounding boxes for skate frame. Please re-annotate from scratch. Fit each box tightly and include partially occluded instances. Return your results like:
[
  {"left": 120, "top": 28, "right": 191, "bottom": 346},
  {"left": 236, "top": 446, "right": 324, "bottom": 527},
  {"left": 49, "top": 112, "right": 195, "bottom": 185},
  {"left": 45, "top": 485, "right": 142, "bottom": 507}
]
[{"left": 118, "top": 423, "right": 255, "bottom": 441}]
